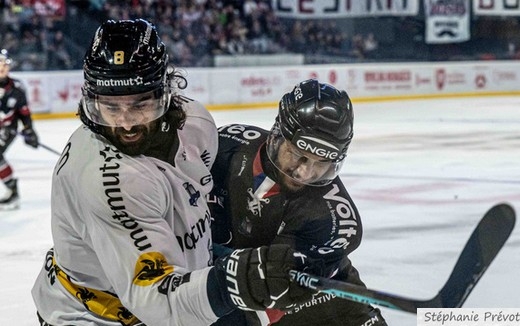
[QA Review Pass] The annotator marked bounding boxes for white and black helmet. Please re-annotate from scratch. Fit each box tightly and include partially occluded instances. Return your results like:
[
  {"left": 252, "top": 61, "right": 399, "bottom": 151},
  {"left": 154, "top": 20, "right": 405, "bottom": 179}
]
[{"left": 0, "top": 49, "right": 12, "bottom": 65}]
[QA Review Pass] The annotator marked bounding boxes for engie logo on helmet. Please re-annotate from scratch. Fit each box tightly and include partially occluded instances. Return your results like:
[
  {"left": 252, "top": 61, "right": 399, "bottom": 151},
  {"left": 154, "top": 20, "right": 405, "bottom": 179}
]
[
  {"left": 293, "top": 133, "right": 340, "bottom": 160},
  {"left": 96, "top": 77, "right": 144, "bottom": 87}
]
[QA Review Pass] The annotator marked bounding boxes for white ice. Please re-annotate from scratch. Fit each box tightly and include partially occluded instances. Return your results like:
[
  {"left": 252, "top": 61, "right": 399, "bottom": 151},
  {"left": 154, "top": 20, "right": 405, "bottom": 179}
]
[{"left": 1, "top": 96, "right": 518, "bottom": 325}]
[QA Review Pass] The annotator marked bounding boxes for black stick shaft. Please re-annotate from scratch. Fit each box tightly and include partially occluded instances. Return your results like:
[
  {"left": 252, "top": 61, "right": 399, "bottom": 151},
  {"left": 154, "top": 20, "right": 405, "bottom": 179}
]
[
  {"left": 38, "top": 142, "right": 62, "bottom": 155},
  {"left": 290, "top": 203, "right": 516, "bottom": 314}
]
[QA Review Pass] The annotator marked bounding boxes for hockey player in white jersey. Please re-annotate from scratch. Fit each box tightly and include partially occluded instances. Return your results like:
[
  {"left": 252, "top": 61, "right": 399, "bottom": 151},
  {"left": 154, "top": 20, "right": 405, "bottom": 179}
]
[{"left": 31, "top": 19, "right": 315, "bottom": 326}]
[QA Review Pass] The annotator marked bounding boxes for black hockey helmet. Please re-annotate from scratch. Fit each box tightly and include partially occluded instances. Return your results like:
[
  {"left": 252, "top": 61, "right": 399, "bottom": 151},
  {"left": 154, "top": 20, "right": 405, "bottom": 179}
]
[
  {"left": 80, "top": 19, "right": 171, "bottom": 131},
  {"left": 0, "top": 49, "right": 12, "bottom": 65},
  {"left": 266, "top": 79, "right": 354, "bottom": 186}
]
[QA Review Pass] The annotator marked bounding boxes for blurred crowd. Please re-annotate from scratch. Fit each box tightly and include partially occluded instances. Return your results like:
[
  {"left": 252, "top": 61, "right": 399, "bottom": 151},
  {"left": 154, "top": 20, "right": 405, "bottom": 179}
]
[
  {"left": 0, "top": 0, "right": 73, "bottom": 70},
  {"left": 0, "top": 0, "right": 381, "bottom": 70},
  {"left": 2, "top": 0, "right": 518, "bottom": 71}
]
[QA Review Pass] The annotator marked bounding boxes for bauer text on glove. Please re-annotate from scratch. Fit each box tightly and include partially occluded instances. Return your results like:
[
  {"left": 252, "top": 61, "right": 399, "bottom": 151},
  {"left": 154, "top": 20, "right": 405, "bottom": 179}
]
[{"left": 210, "top": 244, "right": 317, "bottom": 314}]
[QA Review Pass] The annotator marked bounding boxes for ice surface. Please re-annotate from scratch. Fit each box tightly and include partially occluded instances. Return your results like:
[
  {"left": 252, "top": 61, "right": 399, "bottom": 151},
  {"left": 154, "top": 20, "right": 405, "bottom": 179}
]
[{"left": 1, "top": 96, "right": 518, "bottom": 325}]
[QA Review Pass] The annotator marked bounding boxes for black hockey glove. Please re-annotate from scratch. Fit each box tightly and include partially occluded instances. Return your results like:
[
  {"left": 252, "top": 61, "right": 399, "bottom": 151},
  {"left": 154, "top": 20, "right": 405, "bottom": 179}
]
[
  {"left": 21, "top": 127, "right": 38, "bottom": 148},
  {"left": 214, "top": 244, "right": 316, "bottom": 312}
]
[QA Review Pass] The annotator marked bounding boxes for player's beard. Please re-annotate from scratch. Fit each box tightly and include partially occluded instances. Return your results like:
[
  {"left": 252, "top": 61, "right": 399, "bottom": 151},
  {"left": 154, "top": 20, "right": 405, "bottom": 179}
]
[
  {"left": 277, "top": 169, "right": 307, "bottom": 193},
  {"left": 103, "top": 121, "right": 160, "bottom": 156}
]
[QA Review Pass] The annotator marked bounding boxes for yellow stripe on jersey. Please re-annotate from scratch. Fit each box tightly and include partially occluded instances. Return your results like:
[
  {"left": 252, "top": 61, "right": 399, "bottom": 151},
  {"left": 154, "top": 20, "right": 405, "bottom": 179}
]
[
  {"left": 53, "top": 255, "right": 140, "bottom": 325},
  {"left": 52, "top": 251, "right": 175, "bottom": 325}
]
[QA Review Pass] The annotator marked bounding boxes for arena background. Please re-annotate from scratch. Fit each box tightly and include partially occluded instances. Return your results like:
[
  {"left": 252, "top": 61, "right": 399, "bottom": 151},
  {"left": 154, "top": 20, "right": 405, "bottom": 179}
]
[{"left": 1, "top": 1, "right": 519, "bottom": 325}]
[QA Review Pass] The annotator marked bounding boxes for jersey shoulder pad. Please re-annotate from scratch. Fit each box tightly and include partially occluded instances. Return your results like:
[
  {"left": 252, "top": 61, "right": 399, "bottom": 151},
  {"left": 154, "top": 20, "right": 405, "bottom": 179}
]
[
  {"left": 183, "top": 99, "right": 214, "bottom": 122},
  {"left": 178, "top": 99, "right": 218, "bottom": 167}
]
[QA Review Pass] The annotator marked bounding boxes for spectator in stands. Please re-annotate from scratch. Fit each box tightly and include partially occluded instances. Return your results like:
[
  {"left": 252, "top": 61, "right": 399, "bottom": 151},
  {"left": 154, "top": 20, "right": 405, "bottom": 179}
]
[
  {"left": 288, "top": 21, "right": 306, "bottom": 53},
  {"left": 209, "top": 25, "right": 229, "bottom": 55},
  {"left": 1, "top": 31, "right": 19, "bottom": 55},
  {"left": 0, "top": 0, "right": 447, "bottom": 68},
  {"left": 88, "top": 0, "right": 105, "bottom": 12},
  {"left": 363, "top": 33, "right": 379, "bottom": 59},
  {"left": 225, "top": 16, "right": 248, "bottom": 55},
  {"left": 179, "top": 1, "right": 203, "bottom": 29},
  {"left": 0, "top": 49, "right": 39, "bottom": 210},
  {"left": 351, "top": 34, "right": 366, "bottom": 60},
  {"left": 185, "top": 31, "right": 211, "bottom": 66},
  {"left": 47, "top": 30, "right": 72, "bottom": 70},
  {"left": 168, "top": 30, "right": 194, "bottom": 66}
]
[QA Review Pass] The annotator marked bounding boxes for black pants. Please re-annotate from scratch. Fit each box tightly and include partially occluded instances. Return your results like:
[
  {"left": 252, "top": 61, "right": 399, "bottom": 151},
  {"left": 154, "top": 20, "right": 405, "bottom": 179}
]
[{"left": 0, "top": 126, "right": 17, "bottom": 159}]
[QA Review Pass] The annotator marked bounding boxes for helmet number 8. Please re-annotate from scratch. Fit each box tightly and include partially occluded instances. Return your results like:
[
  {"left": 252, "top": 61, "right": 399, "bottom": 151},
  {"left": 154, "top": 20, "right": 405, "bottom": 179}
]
[{"left": 114, "top": 51, "right": 125, "bottom": 65}]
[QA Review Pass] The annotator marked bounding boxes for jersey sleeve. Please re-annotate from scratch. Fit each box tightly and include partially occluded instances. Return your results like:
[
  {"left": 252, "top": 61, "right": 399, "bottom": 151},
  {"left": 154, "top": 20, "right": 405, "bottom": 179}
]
[
  {"left": 273, "top": 181, "right": 363, "bottom": 278},
  {"left": 13, "top": 79, "right": 33, "bottom": 128},
  {"left": 209, "top": 124, "right": 269, "bottom": 247},
  {"left": 271, "top": 186, "right": 385, "bottom": 326}
]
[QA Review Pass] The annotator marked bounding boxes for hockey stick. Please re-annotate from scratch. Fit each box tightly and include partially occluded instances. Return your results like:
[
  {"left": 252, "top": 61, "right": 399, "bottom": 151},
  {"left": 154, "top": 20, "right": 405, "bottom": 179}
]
[
  {"left": 290, "top": 203, "right": 516, "bottom": 313},
  {"left": 38, "top": 142, "right": 62, "bottom": 156},
  {"left": 17, "top": 132, "right": 62, "bottom": 155}
]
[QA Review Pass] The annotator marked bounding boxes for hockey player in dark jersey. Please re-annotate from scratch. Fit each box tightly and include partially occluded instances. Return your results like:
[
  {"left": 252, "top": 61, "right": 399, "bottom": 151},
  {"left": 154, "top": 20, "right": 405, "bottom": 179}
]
[
  {"left": 209, "top": 79, "right": 388, "bottom": 325},
  {"left": 0, "top": 49, "right": 39, "bottom": 210}
]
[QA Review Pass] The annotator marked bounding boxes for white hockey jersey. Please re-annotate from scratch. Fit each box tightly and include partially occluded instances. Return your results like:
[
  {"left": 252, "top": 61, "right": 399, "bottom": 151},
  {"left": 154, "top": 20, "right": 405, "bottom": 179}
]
[{"left": 32, "top": 100, "right": 220, "bottom": 326}]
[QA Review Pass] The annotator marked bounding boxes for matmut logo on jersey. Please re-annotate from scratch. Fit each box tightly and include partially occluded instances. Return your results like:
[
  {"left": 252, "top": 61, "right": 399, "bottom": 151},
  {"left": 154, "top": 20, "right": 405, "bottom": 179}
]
[
  {"left": 96, "top": 76, "right": 144, "bottom": 87},
  {"left": 293, "top": 135, "right": 341, "bottom": 160}
]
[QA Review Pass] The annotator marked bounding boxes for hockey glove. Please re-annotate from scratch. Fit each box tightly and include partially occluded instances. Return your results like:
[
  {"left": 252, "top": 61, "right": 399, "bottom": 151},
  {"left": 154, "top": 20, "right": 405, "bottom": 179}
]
[
  {"left": 21, "top": 127, "right": 39, "bottom": 148},
  {"left": 214, "top": 244, "right": 316, "bottom": 312}
]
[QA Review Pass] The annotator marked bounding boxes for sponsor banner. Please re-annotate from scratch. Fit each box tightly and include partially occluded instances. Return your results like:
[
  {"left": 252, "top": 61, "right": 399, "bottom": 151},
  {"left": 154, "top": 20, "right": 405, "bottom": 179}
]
[
  {"left": 418, "top": 308, "right": 520, "bottom": 326},
  {"left": 444, "top": 66, "right": 486, "bottom": 91},
  {"left": 433, "top": 66, "right": 469, "bottom": 91},
  {"left": 12, "top": 61, "right": 520, "bottom": 114},
  {"left": 272, "top": 0, "right": 418, "bottom": 18},
  {"left": 13, "top": 71, "right": 83, "bottom": 113},
  {"left": 191, "top": 62, "right": 520, "bottom": 106},
  {"left": 48, "top": 72, "right": 84, "bottom": 112},
  {"left": 182, "top": 69, "right": 211, "bottom": 104},
  {"left": 474, "top": 0, "right": 520, "bottom": 16},
  {"left": 21, "top": 75, "right": 49, "bottom": 114},
  {"left": 362, "top": 68, "right": 413, "bottom": 93},
  {"left": 424, "top": 0, "right": 470, "bottom": 44},
  {"left": 492, "top": 67, "right": 518, "bottom": 85}
]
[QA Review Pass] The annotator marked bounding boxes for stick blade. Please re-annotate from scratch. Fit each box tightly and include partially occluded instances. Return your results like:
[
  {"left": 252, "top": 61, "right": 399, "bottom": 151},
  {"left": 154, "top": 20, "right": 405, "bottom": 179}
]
[{"left": 435, "top": 203, "right": 516, "bottom": 308}]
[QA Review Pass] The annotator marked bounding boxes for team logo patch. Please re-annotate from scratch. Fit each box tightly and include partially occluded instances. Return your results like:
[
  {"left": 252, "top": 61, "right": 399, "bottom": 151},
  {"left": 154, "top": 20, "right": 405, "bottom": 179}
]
[
  {"left": 183, "top": 182, "right": 201, "bottom": 206},
  {"left": 134, "top": 252, "right": 174, "bottom": 286},
  {"left": 246, "top": 187, "right": 270, "bottom": 217}
]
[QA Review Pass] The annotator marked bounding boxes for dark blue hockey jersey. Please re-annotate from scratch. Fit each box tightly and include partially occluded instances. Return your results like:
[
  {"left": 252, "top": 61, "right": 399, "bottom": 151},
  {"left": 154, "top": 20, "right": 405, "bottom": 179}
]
[{"left": 209, "top": 124, "right": 387, "bottom": 326}]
